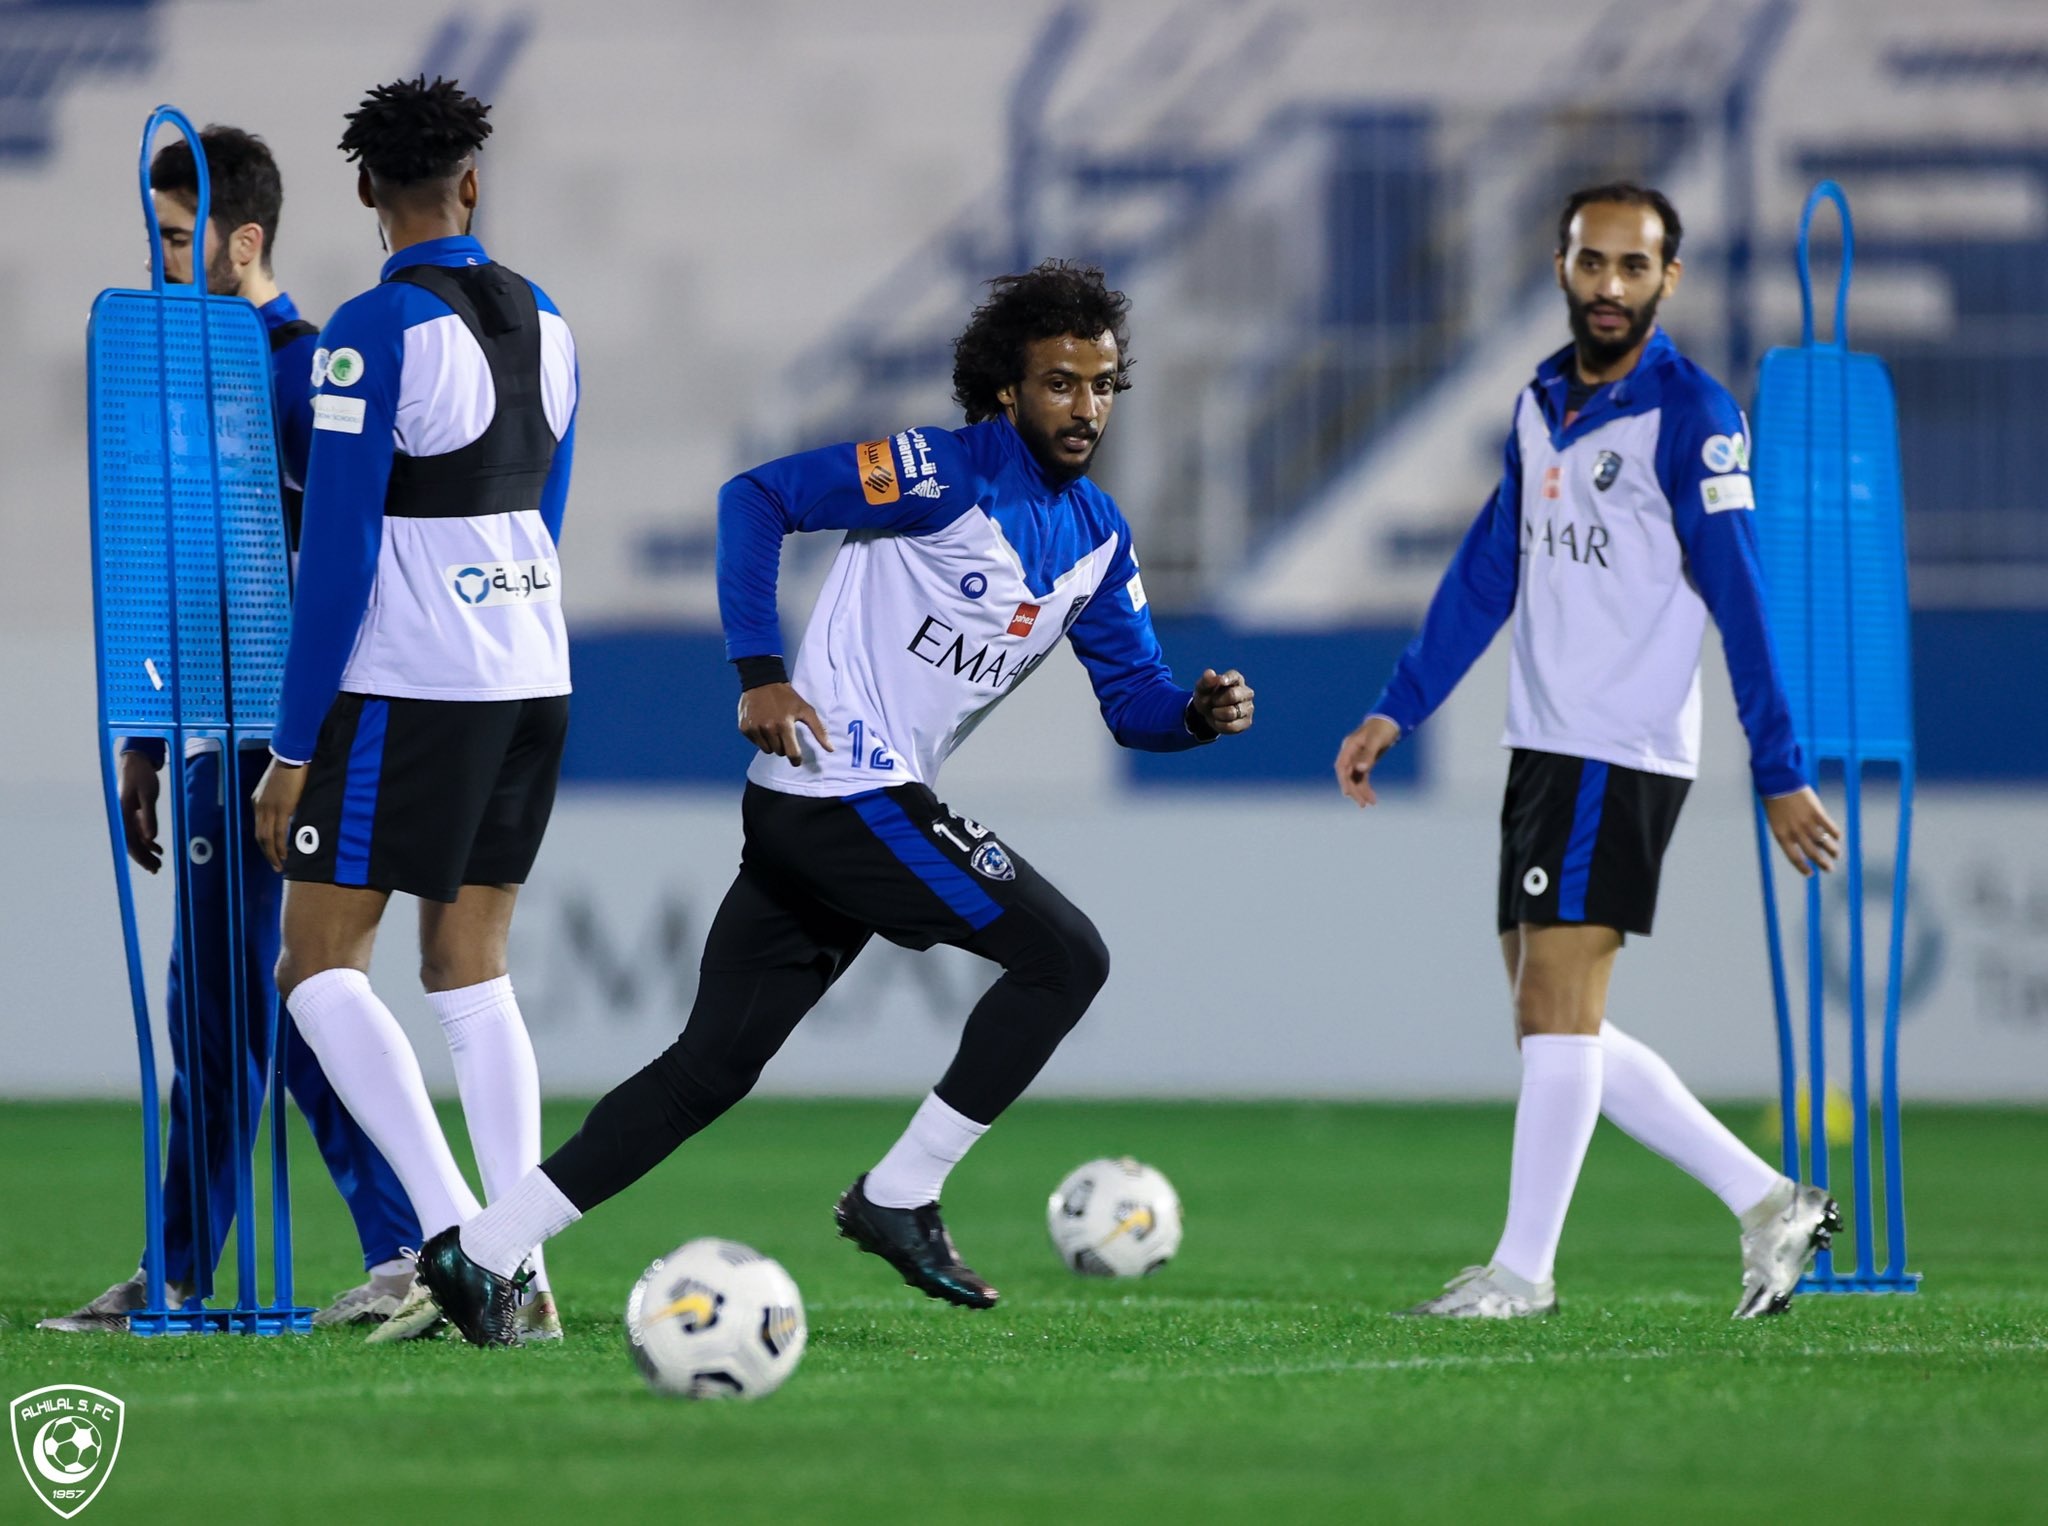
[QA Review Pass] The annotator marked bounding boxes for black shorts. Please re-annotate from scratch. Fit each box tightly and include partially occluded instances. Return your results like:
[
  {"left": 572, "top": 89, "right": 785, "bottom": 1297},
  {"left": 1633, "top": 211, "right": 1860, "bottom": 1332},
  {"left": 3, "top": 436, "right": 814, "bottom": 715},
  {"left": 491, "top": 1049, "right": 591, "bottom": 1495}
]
[
  {"left": 285, "top": 693, "right": 569, "bottom": 902},
  {"left": 1497, "top": 749, "right": 1689, "bottom": 938},
  {"left": 718, "top": 780, "right": 1079, "bottom": 970}
]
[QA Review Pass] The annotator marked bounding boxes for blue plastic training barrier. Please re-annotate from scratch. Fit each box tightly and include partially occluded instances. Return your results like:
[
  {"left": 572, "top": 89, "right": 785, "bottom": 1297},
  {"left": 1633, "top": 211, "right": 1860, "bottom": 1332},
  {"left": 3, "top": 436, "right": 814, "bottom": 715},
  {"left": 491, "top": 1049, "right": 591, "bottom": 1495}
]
[
  {"left": 87, "top": 105, "right": 310, "bottom": 1333},
  {"left": 1749, "top": 180, "right": 1918, "bottom": 1294}
]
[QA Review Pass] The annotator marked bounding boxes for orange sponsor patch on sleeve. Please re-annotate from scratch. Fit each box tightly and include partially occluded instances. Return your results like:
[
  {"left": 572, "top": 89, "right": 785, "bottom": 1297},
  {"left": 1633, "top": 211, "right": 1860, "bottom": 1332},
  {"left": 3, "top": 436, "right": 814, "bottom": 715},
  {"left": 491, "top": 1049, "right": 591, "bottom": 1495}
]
[{"left": 856, "top": 439, "right": 900, "bottom": 505}]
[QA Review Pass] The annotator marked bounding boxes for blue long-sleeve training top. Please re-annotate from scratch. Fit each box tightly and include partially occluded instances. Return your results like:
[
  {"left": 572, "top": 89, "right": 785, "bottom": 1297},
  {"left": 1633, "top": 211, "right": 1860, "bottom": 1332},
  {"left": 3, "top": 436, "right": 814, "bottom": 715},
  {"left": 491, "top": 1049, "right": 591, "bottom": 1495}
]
[
  {"left": 1368, "top": 328, "right": 1806, "bottom": 797},
  {"left": 718, "top": 416, "right": 1210, "bottom": 796}
]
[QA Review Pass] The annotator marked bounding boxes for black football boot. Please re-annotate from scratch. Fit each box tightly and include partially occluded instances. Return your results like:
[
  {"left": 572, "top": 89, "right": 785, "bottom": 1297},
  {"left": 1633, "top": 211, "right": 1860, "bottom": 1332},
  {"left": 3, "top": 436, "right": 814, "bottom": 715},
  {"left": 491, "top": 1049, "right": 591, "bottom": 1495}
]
[
  {"left": 414, "top": 1226, "right": 525, "bottom": 1347},
  {"left": 833, "top": 1173, "right": 999, "bottom": 1310}
]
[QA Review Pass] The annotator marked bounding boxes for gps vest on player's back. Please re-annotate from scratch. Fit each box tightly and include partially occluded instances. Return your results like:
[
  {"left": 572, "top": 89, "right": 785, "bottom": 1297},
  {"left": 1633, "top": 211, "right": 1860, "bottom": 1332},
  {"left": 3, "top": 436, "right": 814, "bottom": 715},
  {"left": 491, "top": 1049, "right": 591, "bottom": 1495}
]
[
  {"left": 338, "top": 260, "right": 571, "bottom": 703},
  {"left": 383, "top": 263, "right": 557, "bottom": 517}
]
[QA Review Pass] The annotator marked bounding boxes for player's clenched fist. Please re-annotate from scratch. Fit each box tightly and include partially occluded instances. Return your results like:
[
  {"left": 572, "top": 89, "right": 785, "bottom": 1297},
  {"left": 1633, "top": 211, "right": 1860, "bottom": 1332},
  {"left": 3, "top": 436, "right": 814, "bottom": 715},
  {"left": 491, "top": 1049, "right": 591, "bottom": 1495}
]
[
  {"left": 1191, "top": 668, "right": 1255, "bottom": 735},
  {"left": 1334, "top": 714, "right": 1401, "bottom": 807},
  {"left": 739, "top": 682, "right": 835, "bottom": 765}
]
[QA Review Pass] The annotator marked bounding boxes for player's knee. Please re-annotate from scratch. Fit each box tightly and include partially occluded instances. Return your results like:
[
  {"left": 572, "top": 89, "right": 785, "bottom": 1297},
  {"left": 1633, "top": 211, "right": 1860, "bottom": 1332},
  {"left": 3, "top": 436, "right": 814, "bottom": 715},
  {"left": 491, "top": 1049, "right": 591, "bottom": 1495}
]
[
  {"left": 274, "top": 949, "right": 303, "bottom": 1001},
  {"left": 656, "top": 1038, "right": 756, "bottom": 1129},
  {"left": 1065, "top": 916, "right": 1111, "bottom": 1004},
  {"left": 1513, "top": 977, "right": 1598, "bottom": 1036}
]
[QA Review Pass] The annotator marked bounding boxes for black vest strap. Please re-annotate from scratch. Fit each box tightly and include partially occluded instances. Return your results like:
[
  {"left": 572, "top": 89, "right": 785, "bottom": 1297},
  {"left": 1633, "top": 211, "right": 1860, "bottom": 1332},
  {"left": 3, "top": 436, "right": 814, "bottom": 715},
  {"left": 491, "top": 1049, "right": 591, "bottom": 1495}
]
[
  {"left": 381, "top": 263, "right": 558, "bottom": 520},
  {"left": 268, "top": 317, "right": 319, "bottom": 352},
  {"left": 269, "top": 319, "right": 319, "bottom": 551}
]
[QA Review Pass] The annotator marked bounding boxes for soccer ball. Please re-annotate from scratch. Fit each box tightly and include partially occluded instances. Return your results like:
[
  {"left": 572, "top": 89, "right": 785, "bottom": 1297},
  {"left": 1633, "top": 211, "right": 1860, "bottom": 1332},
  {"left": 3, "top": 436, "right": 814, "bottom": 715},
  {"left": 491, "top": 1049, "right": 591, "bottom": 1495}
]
[
  {"left": 1047, "top": 1157, "right": 1183, "bottom": 1278},
  {"left": 41, "top": 1416, "right": 101, "bottom": 1476},
  {"left": 624, "top": 1238, "right": 807, "bottom": 1400}
]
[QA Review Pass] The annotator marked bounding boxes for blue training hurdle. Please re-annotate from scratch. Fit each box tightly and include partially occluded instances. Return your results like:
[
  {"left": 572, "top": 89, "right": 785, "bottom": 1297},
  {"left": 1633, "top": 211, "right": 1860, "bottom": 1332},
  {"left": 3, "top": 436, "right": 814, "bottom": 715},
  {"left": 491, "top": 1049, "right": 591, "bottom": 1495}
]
[
  {"left": 86, "top": 105, "right": 310, "bottom": 1334},
  {"left": 1749, "top": 180, "right": 1920, "bottom": 1295}
]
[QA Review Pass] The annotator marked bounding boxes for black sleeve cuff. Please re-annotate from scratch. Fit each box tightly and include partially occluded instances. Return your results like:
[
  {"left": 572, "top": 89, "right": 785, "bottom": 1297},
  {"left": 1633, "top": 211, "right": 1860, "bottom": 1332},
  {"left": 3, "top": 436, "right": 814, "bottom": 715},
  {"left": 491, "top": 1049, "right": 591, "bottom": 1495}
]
[{"left": 735, "top": 655, "right": 789, "bottom": 691}]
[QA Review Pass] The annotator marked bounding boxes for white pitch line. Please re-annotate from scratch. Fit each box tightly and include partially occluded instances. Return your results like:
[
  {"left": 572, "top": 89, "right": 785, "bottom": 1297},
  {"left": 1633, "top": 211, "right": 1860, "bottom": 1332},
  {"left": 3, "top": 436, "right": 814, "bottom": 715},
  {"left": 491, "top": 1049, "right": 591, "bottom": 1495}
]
[{"left": 1101, "top": 1336, "right": 2048, "bottom": 1383}]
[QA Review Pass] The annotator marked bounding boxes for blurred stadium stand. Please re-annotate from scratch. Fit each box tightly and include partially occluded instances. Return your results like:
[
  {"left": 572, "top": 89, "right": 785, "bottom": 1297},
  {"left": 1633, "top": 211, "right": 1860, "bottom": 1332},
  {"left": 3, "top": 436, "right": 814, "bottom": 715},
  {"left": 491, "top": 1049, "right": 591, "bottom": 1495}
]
[{"left": 6, "top": 0, "right": 2048, "bottom": 792}]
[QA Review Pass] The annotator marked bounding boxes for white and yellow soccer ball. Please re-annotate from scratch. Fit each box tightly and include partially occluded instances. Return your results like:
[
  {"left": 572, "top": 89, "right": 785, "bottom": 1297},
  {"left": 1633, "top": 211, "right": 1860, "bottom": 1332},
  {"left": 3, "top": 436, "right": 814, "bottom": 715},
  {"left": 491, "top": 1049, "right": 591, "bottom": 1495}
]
[
  {"left": 624, "top": 1238, "right": 807, "bottom": 1400},
  {"left": 1047, "top": 1157, "right": 1183, "bottom": 1278}
]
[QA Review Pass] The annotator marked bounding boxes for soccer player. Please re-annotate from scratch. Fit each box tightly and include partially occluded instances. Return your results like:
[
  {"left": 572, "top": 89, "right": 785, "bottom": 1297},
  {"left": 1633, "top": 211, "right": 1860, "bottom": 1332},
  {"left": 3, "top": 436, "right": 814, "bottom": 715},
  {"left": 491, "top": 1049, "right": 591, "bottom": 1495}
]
[
  {"left": 1334, "top": 184, "right": 1844, "bottom": 1320},
  {"left": 42, "top": 126, "right": 422, "bottom": 1333},
  {"left": 248, "top": 78, "right": 578, "bottom": 1343},
  {"left": 414, "top": 262, "right": 1255, "bottom": 1345}
]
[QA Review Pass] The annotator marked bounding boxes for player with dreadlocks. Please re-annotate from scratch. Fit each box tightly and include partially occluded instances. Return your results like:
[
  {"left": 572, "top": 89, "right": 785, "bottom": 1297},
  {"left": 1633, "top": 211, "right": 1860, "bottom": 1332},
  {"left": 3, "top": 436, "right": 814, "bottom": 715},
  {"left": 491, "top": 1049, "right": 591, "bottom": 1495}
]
[
  {"left": 250, "top": 77, "right": 580, "bottom": 1343},
  {"left": 415, "top": 261, "right": 1254, "bottom": 1345}
]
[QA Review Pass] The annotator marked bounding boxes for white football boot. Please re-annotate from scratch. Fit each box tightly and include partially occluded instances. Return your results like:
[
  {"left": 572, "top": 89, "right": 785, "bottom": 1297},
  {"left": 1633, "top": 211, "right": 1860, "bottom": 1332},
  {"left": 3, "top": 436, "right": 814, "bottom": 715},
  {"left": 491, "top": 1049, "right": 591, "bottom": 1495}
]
[
  {"left": 37, "top": 1273, "right": 193, "bottom": 1333},
  {"left": 312, "top": 1267, "right": 418, "bottom": 1327},
  {"left": 364, "top": 1275, "right": 447, "bottom": 1343},
  {"left": 514, "top": 1289, "right": 563, "bottom": 1344},
  {"left": 1734, "top": 1180, "right": 1841, "bottom": 1319},
  {"left": 1399, "top": 1263, "right": 1557, "bottom": 1319}
]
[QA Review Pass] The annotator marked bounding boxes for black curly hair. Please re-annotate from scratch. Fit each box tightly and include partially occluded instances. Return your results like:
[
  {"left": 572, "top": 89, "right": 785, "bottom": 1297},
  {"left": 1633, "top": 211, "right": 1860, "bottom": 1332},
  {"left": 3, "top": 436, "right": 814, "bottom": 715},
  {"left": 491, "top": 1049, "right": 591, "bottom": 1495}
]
[
  {"left": 150, "top": 125, "right": 284, "bottom": 265},
  {"left": 339, "top": 76, "right": 492, "bottom": 188},
  {"left": 951, "top": 261, "right": 1133, "bottom": 424}
]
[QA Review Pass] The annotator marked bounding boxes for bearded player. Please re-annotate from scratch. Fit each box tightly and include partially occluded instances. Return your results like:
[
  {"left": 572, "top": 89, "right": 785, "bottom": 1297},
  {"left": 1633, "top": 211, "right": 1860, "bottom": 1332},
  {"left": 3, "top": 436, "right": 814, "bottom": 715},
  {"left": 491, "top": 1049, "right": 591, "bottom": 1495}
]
[
  {"left": 416, "top": 261, "right": 1254, "bottom": 1345},
  {"left": 1336, "top": 184, "right": 1842, "bottom": 1320}
]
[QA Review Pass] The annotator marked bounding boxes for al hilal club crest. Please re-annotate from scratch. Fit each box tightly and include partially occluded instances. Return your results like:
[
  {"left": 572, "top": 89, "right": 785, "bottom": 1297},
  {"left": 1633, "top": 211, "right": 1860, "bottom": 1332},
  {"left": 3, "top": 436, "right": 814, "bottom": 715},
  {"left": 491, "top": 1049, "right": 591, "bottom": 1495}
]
[
  {"left": 12, "top": 1386, "right": 124, "bottom": 1519},
  {"left": 1592, "top": 450, "right": 1622, "bottom": 491}
]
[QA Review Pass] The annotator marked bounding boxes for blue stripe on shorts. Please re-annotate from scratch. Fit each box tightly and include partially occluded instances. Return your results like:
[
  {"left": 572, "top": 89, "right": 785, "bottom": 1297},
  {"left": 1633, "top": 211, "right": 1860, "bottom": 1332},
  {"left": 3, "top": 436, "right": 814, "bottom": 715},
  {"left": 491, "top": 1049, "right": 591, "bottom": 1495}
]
[
  {"left": 334, "top": 700, "right": 389, "bottom": 886},
  {"left": 1556, "top": 759, "right": 1609, "bottom": 923},
  {"left": 846, "top": 789, "right": 1003, "bottom": 930}
]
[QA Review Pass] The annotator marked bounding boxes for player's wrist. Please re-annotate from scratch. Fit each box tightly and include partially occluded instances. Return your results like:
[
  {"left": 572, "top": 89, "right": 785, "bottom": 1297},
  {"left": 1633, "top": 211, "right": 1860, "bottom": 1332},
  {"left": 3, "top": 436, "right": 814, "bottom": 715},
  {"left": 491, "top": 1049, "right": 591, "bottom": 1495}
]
[{"left": 735, "top": 655, "right": 789, "bottom": 691}]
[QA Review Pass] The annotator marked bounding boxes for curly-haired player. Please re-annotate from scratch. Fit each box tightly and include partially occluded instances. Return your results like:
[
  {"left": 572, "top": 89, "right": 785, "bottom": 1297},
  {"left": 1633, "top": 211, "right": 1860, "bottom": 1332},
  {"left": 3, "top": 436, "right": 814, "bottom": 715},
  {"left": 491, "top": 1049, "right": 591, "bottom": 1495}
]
[
  {"left": 250, "top": 77, "right": 578, "bottom": 1343},
  {"left": 415, "top": 261, "right": 1254, "bottom": 1345}
]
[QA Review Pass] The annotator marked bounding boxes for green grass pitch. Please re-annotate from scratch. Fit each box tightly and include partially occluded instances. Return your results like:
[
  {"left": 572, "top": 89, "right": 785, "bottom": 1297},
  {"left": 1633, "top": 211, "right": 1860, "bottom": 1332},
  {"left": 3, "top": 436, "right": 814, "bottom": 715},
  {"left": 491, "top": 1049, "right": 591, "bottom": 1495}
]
[{"left": 3, "top": 1099, "right": 2044, "bottom": 1523}]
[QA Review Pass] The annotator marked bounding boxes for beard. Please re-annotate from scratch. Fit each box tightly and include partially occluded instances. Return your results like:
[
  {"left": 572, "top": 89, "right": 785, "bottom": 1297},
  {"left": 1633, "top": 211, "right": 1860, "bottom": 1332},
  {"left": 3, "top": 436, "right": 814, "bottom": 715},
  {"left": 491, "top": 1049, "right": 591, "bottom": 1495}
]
[
  {"left": 1016, "top": 417, "right": 1102, "bottom": 487},
  {"left": 203, "top": 238, "right": 240, "bottom": 297},
  {"left": 1565, "top": 287, "right": 1661, "bottom": 371}
]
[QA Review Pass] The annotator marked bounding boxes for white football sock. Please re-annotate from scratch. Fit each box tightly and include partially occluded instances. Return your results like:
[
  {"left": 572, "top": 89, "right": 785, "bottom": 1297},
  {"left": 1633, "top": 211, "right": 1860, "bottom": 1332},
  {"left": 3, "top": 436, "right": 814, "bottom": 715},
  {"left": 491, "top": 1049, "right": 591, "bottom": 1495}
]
[
  {"left": 863, "top": 1092, "right": 989, "bottom": 1208},
  {"left": 287, "top": 968, "right": 481, "bottom": 1237},
  {"left": 459, "top": 1168, "right": 582, "bottom": 1281},
  {"left": 1600, "top": 1022, "right": 1785, "bottom": 1217},
  {"left": 428, "top": 976, "right": 551, "bottom": 1292},
  {"left": 1490, "top": 1034, "right": 1605, "bottom": 1287}
]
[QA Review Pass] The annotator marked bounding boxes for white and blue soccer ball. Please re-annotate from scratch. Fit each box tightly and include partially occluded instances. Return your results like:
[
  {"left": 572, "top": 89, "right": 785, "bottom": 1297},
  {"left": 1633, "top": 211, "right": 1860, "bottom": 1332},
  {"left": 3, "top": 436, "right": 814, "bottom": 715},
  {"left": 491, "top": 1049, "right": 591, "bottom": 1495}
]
[
  {"left": 1047, "top": 1157, "right": 1184, "bottom": 1278},
  {"left": 625, "top": 1238, "right": 807, "bottom": 1400}
]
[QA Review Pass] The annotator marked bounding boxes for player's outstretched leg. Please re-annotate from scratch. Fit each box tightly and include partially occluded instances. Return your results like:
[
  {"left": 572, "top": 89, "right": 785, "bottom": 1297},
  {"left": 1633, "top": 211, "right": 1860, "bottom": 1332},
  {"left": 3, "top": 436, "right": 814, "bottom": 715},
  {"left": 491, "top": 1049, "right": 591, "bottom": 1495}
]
[
  {"left": 428, "top": 871, "right": 841, "bottom": 1346},
  {"left": 1596, "top": 1021, "right": 1835, "bottom": 1316}
]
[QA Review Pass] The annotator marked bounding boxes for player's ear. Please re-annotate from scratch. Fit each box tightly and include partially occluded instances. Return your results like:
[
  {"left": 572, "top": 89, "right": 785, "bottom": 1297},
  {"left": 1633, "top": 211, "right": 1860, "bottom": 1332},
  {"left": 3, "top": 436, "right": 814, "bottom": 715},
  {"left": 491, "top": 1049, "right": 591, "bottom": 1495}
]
[
  {"left": 1662, "top": 256, "right": 1683, "bottom": 298},
  {"left": 458, "top": 165, "right": 479, "bottom": 211},
  {"left": 231, "top": 221, "right": 263, "bottom": 273},
  {"left": 357, "top": 168, "right": 376, "bottom": 210}
]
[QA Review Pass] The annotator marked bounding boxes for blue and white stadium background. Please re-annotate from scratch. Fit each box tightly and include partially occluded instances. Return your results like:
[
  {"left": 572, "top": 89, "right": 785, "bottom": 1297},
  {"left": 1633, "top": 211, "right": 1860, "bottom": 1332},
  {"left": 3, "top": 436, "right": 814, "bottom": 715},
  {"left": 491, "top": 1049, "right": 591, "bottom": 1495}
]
[{"left": 3, "top": 0, "right": 2043, "bottom": 1101}]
